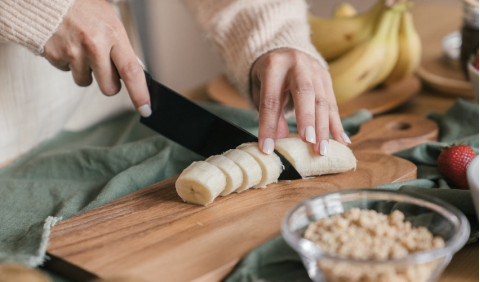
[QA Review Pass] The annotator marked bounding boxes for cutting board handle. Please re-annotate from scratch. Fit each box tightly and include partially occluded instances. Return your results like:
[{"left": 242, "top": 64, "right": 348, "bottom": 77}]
[{"left": 350, "top": 114, "right": 438, "bottom": 154}]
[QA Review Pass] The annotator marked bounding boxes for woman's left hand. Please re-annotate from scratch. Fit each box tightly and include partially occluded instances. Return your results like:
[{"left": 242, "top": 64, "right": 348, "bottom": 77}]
[{"left": 250, "top": 48, "right": 351, "bottom": 156}]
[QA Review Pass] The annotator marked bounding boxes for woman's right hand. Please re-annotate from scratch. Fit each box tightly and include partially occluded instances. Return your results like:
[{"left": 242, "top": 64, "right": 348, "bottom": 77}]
[{"left": 43, "top": 0, "right": 151, "bottom": 117}]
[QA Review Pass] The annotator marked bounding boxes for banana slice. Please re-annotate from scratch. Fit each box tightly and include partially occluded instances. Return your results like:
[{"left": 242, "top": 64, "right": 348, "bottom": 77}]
[
  {"left": 175, "top": 161, "right": 226, "bottom": 206},
  {"left": 206, "top": 155, "right": 243, "bottom": 195},
  {"left": 222, "top": 149, "right": 262, "bottom": 192},
  {"left": 237, "top": 142, "right": 283, "bottom": 188},
  {"left": 275, "top": 137, "right": 356, "bottom": 178}
]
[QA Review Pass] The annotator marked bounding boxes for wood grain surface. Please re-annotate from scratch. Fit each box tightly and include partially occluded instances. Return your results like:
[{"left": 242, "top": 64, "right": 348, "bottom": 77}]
[{"left": 47, "top": 114, "right": 438, "bottom": 281}]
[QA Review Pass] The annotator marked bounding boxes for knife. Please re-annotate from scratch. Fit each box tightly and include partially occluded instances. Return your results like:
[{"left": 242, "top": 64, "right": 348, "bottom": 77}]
[{"left": 140, "top": 71, "right": 301, "bottom": 180}]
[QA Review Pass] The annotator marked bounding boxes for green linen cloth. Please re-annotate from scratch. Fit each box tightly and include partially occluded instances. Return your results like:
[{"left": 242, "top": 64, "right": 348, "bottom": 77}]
[
  {"left": 0, "top": 102, "right": 371, "bottom": 268},
  {"left": 224, "top": 98, "right": 479, "bottom": 282}
]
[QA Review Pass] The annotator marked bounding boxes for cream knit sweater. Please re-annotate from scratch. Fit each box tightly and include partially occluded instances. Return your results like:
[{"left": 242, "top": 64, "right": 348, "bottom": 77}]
[{"left": 0, "top": 0, "right": 326, "bottom": 165}]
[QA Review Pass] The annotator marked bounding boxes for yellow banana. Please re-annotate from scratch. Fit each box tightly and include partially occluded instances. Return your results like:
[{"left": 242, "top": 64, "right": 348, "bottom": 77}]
[
  {"left": 368, "top": 5, "right": 405, "bottom": 88},
  {"left": 334, "top": 3, "right": 358, "bottom": 18},
  {"left": 329, "top": 6, "right": 399, "bottom": 103},
  {"left": 384, "top": 10, "right": 422, "bottom": 85},
  {"left": 309, "top": 1, "right": 384, "bottom": 61}
]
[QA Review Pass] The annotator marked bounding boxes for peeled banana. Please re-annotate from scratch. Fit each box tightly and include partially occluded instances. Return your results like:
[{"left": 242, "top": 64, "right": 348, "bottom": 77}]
[
  {"left": 275, "top": 138, "right": 357, "bottom": 178},
  {"left": 206, "top": 155, "right": 243, "bottom": 195},
  {"left": 222, "top": 149, "right": 262, "bottom": 193},
  {"left": 175, "top": 137, "right": 357, "bottom": 206},
  {"left": 384, "top": 10, "right": 422, "bottom": 85},
  {"left": 309, "top": 1, "right": 384, "bottom": 61},
  {"left": 237, "top": 142, "right": 283, "bottom": 188},
  {"left": 175, "top": 161, "right": 226, "bottom": 206},
  {"left": 329, "top": 6, "right": 399, "bottom": 103}
]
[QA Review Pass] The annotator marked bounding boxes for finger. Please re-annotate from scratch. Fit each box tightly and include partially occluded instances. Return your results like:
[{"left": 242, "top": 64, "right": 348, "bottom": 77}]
[
  {"left": 257, "top": 70, "right": 286, "bottom": 155},
  {"left": 276, "top": 113, "right": 290, "bottom": 139},
  {"left": 322, "top": 73, "right": 351, "bottom": 145},
  {"left": 43, "top": 45, "right": 71, "bottom": 72},
  {"left": 110, "top": 40, "right": 151, "bottom": 117},
  {"left": 69, "top": 57, "right": 93, "bottom": 87},
  {"left": 90, "top": 53, "right": 122, "bottom": 96},
  {"left": 313, "top": 81, "right": 330, "bottom": 156},
  {"left": 51, "top": 61, "right": 71, "bottom": 72},
  {"left": 289, "top": 68, "right": 316, "bottom": 145}
]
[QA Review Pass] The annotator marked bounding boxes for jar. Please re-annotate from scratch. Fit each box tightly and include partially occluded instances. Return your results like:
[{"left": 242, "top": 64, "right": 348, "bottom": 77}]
[{"left": 460, "top": 0, "right": 479, "bottom": 78}]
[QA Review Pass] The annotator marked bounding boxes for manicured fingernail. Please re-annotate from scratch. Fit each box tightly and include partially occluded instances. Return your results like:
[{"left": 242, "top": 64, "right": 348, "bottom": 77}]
[
  {"left": 137, "top": 56, "right": 146, "bottom": 70},
  {"left": 320, "top": 140, "right": 329, "bottom": 156},
  {"left": 137, "top": 104, "right": 152, "bottom": 117},
  {"left": 304, "top": 126, "right": 316, "bottom": 144},
  {"left": 341, "top": 132, "right": 352, "bottom": 144},
  {"left": 262, "top": 138, "right": 275, "bottom": 155}
]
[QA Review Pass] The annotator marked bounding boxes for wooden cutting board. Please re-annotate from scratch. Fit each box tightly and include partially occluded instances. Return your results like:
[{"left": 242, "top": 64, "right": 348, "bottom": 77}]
[{"left": 46, "top": 114, "right": 438, "bottom": 282}]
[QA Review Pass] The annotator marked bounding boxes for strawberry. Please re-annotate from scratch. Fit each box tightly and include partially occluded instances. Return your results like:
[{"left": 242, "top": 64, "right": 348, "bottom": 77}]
[{"left": 437, "top": 144, "right": 477, "bottom": 189}]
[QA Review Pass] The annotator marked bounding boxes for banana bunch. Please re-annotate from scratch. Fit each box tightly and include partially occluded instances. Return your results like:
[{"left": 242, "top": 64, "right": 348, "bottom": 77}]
[
  {"left": 175, "top": 138, "right": 357, "bottom": 206},
  {"left": 309, "top": 1, "right": 421, "bottom": 103}
]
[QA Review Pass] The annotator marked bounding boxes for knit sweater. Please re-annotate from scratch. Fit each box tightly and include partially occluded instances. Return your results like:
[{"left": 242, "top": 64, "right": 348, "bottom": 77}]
[
  {"left": 0, "top": 0, "right": 326, "bottom": 165},
  {"left": 183, "top": 0, "right": 327, "bottom": 96}
]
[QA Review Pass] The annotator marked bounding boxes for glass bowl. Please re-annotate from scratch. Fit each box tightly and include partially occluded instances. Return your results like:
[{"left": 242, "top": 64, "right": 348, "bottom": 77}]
[{"left": 282, "top": 189, "right": 470, "bottom": 282}]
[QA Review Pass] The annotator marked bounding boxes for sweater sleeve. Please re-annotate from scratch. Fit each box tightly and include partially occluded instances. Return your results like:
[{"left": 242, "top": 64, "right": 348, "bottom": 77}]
[
  {"left": 183, "top": 0, "right": 328, "bottom": 98},
  {"left": 0, "top": 0, "right": 74, "bottom": 54}
]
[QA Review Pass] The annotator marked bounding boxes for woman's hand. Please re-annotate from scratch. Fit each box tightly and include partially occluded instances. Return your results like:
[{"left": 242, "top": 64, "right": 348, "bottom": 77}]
[
  {"left": 250, "top": 48, "right": 351, "bottom": 156},
  {"left": 43, "top": 0, "right": 151, "bottom": 117}
]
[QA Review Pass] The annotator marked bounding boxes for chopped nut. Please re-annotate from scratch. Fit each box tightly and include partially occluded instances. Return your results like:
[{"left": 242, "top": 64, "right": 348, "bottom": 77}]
[{"left": 303, "top": 208, "right": 445, "bottom": 282}]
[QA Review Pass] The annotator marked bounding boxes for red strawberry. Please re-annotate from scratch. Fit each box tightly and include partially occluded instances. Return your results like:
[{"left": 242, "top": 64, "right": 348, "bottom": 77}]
[{"left": 437, "top": 144, "right": 477, "bottom": 189}]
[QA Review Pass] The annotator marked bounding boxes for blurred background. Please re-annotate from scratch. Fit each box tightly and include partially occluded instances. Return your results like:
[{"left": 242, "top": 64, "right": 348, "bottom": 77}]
[
  {"left": 132, "top": 0, "right": 380, "bottom": 92},
  {"left": 131, "top": 0, "right": 457, "bottom": 93}
]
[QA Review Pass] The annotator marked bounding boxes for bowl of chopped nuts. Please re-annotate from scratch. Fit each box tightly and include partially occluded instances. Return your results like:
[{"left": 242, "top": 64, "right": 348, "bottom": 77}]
[{"left": 282, "top": 189, "right": 470, "bottom": 282}]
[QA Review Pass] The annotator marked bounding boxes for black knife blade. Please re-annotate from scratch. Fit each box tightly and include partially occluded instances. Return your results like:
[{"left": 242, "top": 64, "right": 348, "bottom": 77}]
[{"left": 140, "top": 71, "right": 301, "bottom": 180}]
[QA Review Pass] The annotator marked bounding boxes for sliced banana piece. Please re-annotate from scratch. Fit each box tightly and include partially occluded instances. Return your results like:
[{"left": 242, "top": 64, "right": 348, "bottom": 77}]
[
  {"left": 222, "top": 149, "right": 262, "bottom": 192},
  {"left": 275, "top": 137, "right": 356, "bottom": 178},
  {"left": 237, "top": 142, "right": 283, "bottom": 188},
  {"left": 175, "top": 161, "right": 226, "bottom": 206},
  {"left": 206, "top": 155, "right": 243, "bottom": 195}
]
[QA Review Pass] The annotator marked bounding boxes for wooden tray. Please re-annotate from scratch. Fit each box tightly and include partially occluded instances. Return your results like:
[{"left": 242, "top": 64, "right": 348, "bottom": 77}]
[
  {"left": 207, "top": 74, "right": 421, "bottom": 118},
  {"left": 46, "top": 114, "right": 438, "bottom": 281},
  {"left": 417, "top": 56, "right": 473, "bottom": 98}
]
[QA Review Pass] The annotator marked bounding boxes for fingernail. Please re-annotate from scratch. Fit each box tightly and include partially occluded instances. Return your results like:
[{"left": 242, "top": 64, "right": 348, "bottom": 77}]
[
  {"left": 341, "top": 132, "right": 352, "bottom": 144},
  {"left": 137, "top": 56, "right": 146, "bottom": 70},
  {"left": 137, "top": 104, "right": 152, "bottom": 117},
  {"left": 320, "top": 140, "right": 329, "bottom": 156},
  {"left": 304, "top": 126, "right": 316, "bottom": 144},
  {"left": 262, "top": 138, "right": 275, "bottom": 155}
]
